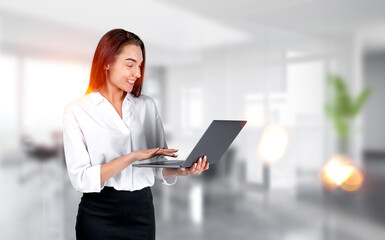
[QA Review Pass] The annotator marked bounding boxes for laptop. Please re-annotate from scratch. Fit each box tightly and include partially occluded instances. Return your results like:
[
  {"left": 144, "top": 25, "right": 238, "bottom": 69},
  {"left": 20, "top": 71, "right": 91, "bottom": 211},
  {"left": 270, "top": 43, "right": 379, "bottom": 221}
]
[{"left": 132, "top": 120, "right": 247, "bottom": 168}]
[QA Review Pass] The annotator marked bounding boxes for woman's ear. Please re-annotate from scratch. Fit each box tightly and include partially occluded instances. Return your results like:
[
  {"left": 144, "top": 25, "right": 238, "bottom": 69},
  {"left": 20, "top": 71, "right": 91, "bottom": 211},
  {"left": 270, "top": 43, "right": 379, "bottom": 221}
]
[{"left": 104, "top": 64, "right": 109, "bottom": 70}]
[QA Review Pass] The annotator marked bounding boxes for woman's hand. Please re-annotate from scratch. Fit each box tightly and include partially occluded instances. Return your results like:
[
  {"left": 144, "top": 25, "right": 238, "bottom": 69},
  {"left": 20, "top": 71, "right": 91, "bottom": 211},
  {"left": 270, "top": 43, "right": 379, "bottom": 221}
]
[
  {"left": 101, "top": 148, "right": 177, "bottom": 185},
  {"left": 131, "top": 147, "right": 178, "bottom": 162},
  {"left": 177, "top": 156, "right": 209, "bottom": 176},
  {"left": 162, "top": 155, "right": 209, "bottom": 179}
]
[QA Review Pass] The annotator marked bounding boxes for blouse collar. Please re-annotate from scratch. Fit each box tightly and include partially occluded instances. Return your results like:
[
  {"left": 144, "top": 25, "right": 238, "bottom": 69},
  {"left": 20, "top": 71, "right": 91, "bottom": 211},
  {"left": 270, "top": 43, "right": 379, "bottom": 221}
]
[{"left": 90, "top": 91, "right": 136, "bottom": 106}]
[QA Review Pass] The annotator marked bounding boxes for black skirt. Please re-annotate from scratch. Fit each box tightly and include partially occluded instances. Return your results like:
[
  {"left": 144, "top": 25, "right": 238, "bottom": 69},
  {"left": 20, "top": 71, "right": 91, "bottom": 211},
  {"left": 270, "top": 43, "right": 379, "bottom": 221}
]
[{"left": 76, "top": 187, "right": 155, "bottom": 240}]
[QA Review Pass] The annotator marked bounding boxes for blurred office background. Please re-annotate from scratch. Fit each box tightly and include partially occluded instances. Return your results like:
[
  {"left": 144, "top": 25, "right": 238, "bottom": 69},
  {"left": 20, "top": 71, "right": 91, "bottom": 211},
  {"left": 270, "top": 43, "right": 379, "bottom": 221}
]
[{"left": 1, "top": 0, "right": 385, "bottom": 239}]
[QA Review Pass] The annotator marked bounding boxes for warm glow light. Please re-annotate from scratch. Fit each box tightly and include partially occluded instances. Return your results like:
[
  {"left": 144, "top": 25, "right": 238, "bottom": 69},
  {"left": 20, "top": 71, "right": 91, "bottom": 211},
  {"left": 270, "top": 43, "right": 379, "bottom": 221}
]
[
  {"left": 324, "top": 161, "right": 354, "bottom": 185},
  {"left": 320, "top": 154, "right": 364, "bottom": 192},
  {"left": 258, "top": 125, "right": 289, "bottom": 165},
  {"left": 340, "top": 168, "right": 364, "bottom": 192}
]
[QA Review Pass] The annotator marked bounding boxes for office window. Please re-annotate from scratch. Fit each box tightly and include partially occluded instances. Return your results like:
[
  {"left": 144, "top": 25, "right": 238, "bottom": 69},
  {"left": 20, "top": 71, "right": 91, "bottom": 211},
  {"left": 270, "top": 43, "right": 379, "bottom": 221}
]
[
  {"left": 0, "top": 54, "right": 18, "bottom": 151},
  {"left": 286, "top": 60, "right": 325, "bottom": 118},
  {"left": 244, "top": 94, "right": 265, "bottom": 128},
  {"left": 181, "top": 88, "right": 203, "bottom": 129},
  {"left": 23, "top": 58, "right": 89, "bottom": 142}
]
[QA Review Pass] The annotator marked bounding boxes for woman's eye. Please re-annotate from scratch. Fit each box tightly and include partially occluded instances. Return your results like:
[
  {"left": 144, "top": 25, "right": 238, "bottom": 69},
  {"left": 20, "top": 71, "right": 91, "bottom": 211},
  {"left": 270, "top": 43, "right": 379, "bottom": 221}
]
[{"left": 127, "top": 65, "right": 133, "bottom": 68}]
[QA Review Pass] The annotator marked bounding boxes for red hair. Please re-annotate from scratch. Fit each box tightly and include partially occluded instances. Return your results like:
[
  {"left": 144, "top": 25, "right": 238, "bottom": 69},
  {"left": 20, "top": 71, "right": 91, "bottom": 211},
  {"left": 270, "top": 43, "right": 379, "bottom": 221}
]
[{"left": 86, "top": 29, "right": 146, "bottom": 97}]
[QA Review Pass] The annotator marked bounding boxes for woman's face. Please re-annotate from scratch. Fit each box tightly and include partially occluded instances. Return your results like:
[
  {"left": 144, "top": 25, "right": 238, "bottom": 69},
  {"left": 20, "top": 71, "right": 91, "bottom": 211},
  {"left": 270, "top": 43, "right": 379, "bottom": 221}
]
[{"left": 105, "top": 44, "right": 143, "bottom": 93}]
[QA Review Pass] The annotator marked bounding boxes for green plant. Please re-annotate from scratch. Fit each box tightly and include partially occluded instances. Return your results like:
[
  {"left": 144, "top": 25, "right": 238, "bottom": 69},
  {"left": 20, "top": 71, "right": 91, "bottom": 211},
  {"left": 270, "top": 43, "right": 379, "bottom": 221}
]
[{"left": 324, "top": 74, "right": 372, "bottom": 151}]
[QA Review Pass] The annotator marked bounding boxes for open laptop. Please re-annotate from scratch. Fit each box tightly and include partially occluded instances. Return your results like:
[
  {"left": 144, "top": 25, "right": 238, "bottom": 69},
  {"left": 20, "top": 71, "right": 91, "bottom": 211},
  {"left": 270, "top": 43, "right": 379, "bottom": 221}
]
[{"left": 132, "top": 120, "right": 247, "bottom": 168}]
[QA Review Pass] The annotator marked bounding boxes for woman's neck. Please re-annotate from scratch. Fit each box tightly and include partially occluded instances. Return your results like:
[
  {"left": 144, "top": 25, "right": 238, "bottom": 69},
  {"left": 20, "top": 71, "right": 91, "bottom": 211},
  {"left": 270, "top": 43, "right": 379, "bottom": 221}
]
[{"left": 99, "top": 84, "right": 126, "bottom": 105}]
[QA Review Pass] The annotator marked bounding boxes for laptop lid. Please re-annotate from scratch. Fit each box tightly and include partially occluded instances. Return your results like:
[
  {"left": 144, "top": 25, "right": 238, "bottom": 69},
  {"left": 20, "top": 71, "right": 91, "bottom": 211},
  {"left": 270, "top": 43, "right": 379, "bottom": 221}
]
[{"left": 181, "top": 120, "right": 247, "bottom": 168}]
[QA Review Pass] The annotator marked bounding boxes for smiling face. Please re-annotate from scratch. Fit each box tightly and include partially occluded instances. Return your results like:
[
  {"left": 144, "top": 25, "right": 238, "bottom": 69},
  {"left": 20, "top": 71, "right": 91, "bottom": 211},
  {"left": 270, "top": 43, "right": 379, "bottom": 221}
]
[{"left": 105, "top": 44, "right": 143, "bottom": 93}]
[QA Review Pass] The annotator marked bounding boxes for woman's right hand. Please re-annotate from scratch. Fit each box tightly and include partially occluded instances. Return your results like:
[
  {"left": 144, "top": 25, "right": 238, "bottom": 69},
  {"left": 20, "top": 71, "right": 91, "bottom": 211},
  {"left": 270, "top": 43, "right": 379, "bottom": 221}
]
[{"left": 131, "top": 147, "right": 178, "bottom": 162}]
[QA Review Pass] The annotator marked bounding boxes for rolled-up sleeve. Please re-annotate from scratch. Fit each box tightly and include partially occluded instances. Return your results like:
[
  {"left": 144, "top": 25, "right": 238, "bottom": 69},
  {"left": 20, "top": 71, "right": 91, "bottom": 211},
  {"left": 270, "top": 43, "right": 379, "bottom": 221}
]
[
  {"left": 153, "top": 104, "right": 177, "bottom": 185},
  {"left": 63, "top": 106, "right": 101, "bottom": 193}
]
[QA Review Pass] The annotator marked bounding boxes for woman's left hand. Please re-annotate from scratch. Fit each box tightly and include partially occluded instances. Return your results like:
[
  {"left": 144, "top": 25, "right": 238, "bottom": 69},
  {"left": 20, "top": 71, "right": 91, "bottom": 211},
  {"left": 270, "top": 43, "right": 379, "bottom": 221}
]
[{"left": 177, "top": 156, "right": 209, "bottom": 176}]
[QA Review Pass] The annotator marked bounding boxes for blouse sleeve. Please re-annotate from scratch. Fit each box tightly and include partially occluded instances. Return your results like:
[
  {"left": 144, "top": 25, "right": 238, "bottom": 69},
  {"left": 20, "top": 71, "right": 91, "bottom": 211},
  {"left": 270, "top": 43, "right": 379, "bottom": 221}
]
[
  {"left": 153, "top": 102, "right": 177, "bottom": 185},
  {"left": 62, "top": 106, "right": 101, "bottom": 193}
]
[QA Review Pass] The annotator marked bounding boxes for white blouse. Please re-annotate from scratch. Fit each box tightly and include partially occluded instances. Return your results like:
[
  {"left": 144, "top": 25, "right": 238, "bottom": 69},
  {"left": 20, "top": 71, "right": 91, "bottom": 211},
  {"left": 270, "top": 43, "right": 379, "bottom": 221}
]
[{"left": 62, "top": 91, "right": 177, "bottom": 193}]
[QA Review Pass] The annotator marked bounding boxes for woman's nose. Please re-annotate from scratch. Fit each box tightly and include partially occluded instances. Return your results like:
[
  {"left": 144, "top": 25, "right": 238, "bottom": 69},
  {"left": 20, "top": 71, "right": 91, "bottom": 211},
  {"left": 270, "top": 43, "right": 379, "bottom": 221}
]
[{"left": 134, "top": 67, "right": 141, "bottom": 78}]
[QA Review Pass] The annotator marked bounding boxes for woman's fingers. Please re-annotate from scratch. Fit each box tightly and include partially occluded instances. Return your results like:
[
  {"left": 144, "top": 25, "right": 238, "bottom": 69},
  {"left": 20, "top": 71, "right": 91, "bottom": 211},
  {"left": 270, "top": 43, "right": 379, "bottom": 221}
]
[
  {"left": 134, "top": 148, "right": 181, "bottom": 161},
  {"left": 204, "top": 162, "right": 209, "bottom": 170},
  {"left": 157, "top": 148, "right": 178, "bottom": 157},
  {"left": 148, "top": 148, "right": 160, "bottom": 158},
  {"left": 201, "top": 156, "right": 207, "bottom": 169},
  {"left": 167, "top": 149, "right": 178, "bottom": 157},
  {"left": 197, "top": 157, "right": 202, "bottom": 170},
  {"left": 196, "top": 156, "right": 206, "bottom": 173},
  {"left": 192, "top": 162, "right": 197, "bottom": 172},
  {"left": 200, "top": 157, "right": 206, "bottom": 170}
]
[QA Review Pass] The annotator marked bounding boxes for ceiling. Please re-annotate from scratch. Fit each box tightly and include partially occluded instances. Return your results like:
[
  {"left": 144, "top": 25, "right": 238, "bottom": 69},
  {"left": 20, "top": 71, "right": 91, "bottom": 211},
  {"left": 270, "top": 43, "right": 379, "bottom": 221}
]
[
  {"left": 160, "top": 0, "right": 385, "bottom": 39},
  {"left": 0, "top": 0, "right": 384, "bottom": 62},
  {"left": 0, "top": 0, "right": 249, "bottom": 52}
]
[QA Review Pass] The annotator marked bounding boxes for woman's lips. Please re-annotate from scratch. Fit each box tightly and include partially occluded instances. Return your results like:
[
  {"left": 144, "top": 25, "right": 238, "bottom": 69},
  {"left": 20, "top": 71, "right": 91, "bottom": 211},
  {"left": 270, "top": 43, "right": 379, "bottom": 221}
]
[{"left": 127, "top": 80, "right": 135, "bottom": 86}]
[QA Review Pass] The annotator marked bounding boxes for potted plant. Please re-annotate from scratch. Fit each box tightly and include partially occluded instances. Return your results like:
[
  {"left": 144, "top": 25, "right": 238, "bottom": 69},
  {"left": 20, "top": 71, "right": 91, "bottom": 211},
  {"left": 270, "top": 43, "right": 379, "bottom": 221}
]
[
  {"left": 321, "top": 74, "right": 371, "bottom": 193},
  {"left": 324, "top": 74, "right": 372, "bottom": 154}
]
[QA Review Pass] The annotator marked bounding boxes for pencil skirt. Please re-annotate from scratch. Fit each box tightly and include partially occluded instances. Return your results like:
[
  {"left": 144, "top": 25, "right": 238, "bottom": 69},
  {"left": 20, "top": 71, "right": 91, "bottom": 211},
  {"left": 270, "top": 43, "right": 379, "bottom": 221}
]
[{"left": 75, "top": 186, "right": 155, "bottom": 240}]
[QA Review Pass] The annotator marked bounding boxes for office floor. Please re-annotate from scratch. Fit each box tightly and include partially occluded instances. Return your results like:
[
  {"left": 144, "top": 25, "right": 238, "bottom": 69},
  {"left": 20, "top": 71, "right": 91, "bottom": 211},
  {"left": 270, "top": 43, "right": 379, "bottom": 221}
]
[
  {"left": 1, "top": 154, "right": 385, "bottom": 240},
  {"left": 153, "top": 177, "right": 385, "bottom": 240}
]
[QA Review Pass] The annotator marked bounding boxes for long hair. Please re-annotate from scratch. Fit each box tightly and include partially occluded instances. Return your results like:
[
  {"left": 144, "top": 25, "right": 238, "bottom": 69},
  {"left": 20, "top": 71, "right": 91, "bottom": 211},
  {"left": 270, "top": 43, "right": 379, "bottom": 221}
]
[{"left": 86, "top": 29, "right": 146, "bottom": 97}]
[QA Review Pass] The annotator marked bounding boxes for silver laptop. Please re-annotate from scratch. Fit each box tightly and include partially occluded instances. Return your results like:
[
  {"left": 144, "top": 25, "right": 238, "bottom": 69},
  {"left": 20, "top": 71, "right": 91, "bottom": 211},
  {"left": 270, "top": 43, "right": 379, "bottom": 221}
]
[{"left": 132, "top": 120, "right": 247, "bottom": 168}]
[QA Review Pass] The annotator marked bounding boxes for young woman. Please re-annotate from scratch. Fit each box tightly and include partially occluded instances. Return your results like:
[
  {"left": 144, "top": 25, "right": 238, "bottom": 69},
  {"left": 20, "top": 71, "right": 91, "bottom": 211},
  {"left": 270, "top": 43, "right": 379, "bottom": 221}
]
[{"left": 63, "top": 29, "right": 209, "bottom": 240}]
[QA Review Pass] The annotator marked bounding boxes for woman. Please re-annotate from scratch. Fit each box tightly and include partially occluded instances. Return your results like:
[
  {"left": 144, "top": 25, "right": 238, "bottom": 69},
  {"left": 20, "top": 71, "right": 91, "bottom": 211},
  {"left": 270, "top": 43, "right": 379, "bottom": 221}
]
[{"left": 63, "top": 28, "right": 209, "bottom": 240}]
